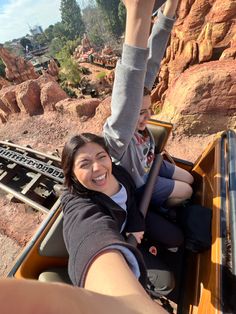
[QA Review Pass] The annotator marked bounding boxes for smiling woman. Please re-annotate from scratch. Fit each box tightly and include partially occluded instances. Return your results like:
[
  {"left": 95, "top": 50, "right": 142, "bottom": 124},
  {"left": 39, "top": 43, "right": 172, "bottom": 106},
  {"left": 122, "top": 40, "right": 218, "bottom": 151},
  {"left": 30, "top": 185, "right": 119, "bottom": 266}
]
[
  {"left": 62, "top": 133, "right": 119, "bottom": 196},
  {"left": 72, "top": 140, "right": 119, "bottom": 196},
  {"left": 61, "top": 132, "right": 146, "bottom": 242},
  {"left": 60, "top": 131, "right": 174, "bottom": 302}
]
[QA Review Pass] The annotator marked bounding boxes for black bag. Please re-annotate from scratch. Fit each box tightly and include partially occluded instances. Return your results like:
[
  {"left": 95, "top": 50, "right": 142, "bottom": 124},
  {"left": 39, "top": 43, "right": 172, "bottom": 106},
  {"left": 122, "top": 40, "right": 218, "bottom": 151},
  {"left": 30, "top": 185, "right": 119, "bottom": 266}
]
[{"left": 177, "top": 204, "right": 212, "bottom": 253}]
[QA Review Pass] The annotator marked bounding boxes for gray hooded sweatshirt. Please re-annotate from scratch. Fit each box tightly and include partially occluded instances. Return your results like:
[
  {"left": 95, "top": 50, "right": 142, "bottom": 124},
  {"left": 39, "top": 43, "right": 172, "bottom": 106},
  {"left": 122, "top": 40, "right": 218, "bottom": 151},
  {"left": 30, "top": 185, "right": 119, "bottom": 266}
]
[{"left": 103, "top": 10, "right": 175, "bottom": 188}]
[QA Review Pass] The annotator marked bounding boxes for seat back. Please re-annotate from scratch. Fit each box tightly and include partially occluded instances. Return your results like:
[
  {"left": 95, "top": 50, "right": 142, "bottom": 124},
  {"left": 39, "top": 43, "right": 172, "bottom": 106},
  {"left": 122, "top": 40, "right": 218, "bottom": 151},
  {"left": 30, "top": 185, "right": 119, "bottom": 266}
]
[
  {"left": 147, "top": 119, "right": 172, "bottom": 153},
  {"left": 39, "top": 211, "right": 68, "bottom": 258}
]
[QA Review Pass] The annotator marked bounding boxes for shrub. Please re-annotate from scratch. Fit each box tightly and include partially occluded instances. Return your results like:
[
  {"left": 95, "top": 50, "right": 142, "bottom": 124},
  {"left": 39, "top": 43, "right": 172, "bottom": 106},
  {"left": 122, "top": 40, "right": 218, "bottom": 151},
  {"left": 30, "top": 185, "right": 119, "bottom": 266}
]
[{"left": 96, "top": 71, "right": 106, "bottom": 80}]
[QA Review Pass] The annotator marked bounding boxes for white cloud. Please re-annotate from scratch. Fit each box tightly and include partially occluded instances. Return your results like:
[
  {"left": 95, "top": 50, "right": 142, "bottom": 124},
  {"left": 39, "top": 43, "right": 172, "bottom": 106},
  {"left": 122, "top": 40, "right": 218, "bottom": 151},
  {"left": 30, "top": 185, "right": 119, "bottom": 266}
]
[{"left": 0, "top": 0, "right": 61, "bottom": 43}]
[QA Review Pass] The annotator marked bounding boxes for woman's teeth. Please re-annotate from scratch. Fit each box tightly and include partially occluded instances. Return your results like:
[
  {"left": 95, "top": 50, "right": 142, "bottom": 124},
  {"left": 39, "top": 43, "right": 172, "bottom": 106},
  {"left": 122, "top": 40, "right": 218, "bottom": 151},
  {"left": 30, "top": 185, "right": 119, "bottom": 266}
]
[{"left": 93, "top": 174, "right": 106, "bottom": 182}]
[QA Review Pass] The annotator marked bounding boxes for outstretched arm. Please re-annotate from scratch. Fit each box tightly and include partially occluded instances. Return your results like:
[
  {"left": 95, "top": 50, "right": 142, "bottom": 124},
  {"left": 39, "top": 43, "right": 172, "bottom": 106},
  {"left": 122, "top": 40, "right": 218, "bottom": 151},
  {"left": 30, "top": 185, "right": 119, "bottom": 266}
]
[
  {"left": 103, "top": 1, "right": 156, "bottom": 161},
  {"left": 0, "top": 277, "right": 168, "bottom": 314},
  {"left": 145, "top": 0, "right": 179, "bottom": 90}
]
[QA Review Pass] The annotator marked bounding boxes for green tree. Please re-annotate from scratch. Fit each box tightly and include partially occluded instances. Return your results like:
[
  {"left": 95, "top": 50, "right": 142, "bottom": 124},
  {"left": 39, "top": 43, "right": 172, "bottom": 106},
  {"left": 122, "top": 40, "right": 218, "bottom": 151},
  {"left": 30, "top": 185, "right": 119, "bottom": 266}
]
[
  {"left": 59, "top": 57, "right": 81, "bottom": 87},
  {"left": 82, "top": 5, "right": 114, "bottom": 47},
  {"left": 60, "top": 0, "right": 85, "bottom": 40},
  {"left": 0, "top": 59, "right": 6, "bottom": 77},
  {"left": 44, "top": 25, "right": 55, "bottom": 42},
  {"left": 118, "top": 1, "right": 126, "bottom": 30},
  {"left": 56, "top": 39, "right": 82, "bottom": 87},
  {"left": 34, "top": 33, "right": 48, "bottom": 47},
  {"left": 20, "top": 37, "right": 33, "bottom": 51},
  {"left": 49, "top": 37, "right": 67, "bottom": 56},
  {"left": 96, "top": 0, "right": 124, "bottom": 37},
  {"left": 52, "top": 22, "right": 69, "bottom": 40}
]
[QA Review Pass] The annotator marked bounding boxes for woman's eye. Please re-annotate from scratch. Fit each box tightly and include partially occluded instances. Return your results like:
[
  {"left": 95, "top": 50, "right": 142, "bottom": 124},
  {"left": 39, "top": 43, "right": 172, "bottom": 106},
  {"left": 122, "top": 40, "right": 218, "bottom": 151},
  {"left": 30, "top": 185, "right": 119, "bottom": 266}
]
[
  {"left": 140, "top": 110, "right": 147, "bottom": 115},
  {"left": 80, "top": 162, "right": 89, "bottom": 168},
  {"left": 99, "top": 155, "right": 106, "bottom": 159}
]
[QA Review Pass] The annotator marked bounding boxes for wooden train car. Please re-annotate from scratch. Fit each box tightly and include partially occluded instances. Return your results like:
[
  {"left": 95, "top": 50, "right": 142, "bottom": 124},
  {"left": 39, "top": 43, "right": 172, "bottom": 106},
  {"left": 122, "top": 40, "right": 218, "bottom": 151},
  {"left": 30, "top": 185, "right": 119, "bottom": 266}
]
[{"left": 8, "top": 120, "right": 236, "bottom": 314}]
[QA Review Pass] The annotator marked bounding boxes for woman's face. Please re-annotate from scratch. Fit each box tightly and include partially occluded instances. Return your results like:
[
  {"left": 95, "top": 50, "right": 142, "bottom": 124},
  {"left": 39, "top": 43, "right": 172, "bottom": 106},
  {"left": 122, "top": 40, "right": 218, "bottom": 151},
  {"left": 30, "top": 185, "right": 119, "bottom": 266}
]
[
  {"left": 136, "top": 95, "right": 152, "bottom": 131},
  {"left": 73, "top": 142, "right": 113, "bottom": 194}
]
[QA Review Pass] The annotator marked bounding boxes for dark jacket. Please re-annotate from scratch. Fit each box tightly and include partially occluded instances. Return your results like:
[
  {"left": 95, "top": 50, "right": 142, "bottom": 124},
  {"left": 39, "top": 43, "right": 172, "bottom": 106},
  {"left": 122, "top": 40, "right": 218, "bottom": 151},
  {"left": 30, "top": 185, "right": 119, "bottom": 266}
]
[{"left": 61, "top": 164, "right": 147, "bottom": 287}]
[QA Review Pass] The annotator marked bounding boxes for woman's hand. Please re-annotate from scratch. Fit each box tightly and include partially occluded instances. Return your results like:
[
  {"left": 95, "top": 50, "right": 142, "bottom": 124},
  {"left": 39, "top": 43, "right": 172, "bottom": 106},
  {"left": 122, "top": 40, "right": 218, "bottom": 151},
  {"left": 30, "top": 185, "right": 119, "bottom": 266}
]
[
  {"left": 163, "top": 0, "right": 179, "bottom": 18},
  {"left": 122, "top": 0, "right": 155, "bottom": 48},
  {"left": 126, "top": 231, "right": 144, "bottom": 244}
]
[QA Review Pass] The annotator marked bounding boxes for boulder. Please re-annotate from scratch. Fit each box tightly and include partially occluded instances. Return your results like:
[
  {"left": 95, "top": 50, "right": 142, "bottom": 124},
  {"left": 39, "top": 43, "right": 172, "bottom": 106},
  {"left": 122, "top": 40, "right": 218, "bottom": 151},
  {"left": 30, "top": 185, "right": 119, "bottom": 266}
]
[
  {"left": 47, "top": 59, "right": 59, "bottom": 77},
  {"left": 36, "top": 73, "right": 56, "bottom": 88},
  {"left": 93, "top": 96, "right": 111, "bottom": 124},
  {"left": 0, "top": 77, "right": 11, "bottom": 90},
  {"left": 16, "top": 80, "right": 43, "bottom": 115},
  {"left": 0, "top": 86, "right": 19, "bottom": 113},
  {"left": 55, "top": 98, "right": 101, "bottom": 119},
  {"left": 81, "top": 96, "right": 112, "bottom": 133},
  {"left": 155, "top": 60, "right": 236, "bottom": 135},
  {"left": 40, "top": 81, "right": 67, "bottom": 111},
  {"left": 206, "top": 0, "right": 236, "bottom": 23},
  {"left": 0, "top": 108, "right": 8, "bottom": 123},
  {"left": 0, "top": 98, "right": 11, "bottom": 114}
]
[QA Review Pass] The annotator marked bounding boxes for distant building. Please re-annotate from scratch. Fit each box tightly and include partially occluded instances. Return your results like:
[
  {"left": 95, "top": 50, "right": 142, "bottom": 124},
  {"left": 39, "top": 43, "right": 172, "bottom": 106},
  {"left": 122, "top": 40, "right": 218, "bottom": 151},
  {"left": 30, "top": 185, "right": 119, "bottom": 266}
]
[{"left": 29, "top": 25, "right": 43, "bottom": 36}]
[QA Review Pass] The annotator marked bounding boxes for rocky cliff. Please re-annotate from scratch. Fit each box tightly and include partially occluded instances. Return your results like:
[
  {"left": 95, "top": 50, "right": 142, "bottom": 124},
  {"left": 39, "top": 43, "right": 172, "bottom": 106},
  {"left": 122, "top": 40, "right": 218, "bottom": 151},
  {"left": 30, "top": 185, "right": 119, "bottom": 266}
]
[{"left": 152, "top": 0, "right": 236, "bottom": 134}]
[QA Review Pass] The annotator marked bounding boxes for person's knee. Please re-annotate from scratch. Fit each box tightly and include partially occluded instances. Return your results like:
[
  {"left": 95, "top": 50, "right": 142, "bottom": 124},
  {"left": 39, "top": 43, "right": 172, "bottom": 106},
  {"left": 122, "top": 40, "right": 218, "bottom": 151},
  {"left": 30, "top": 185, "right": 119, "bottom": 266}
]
[
  {"left": 170, "top": 181, "right": 193, "bottom": 200},
  {"left": 172, "top": 167, "right": 194, "bottom": 185},
  {"left": 147, "top": 269, "right": 175, "bottom": 296},
  {"left": 184, "top": 172, "right": 194, "bottom": 185},
  {"left": 159, "top": 270, "right": 175, "bottom": 296},
  {"left": 183, "top": 183, "right": 193, "bottom": 200}
]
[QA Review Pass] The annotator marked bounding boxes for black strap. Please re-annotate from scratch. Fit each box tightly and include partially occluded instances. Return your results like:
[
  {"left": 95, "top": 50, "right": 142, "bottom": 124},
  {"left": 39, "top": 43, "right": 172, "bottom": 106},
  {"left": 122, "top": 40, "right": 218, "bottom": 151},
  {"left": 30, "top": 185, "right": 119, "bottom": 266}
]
[{"left": 127, "top": 154, "right": 163, "bottom": 245}]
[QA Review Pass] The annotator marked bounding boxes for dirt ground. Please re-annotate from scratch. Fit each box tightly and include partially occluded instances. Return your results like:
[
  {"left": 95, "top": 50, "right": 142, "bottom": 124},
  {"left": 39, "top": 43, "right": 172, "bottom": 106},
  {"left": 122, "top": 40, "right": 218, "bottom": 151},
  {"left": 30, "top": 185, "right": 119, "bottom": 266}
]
[{"left": 0, "top": 109, "right": 215, "bottom": 278}]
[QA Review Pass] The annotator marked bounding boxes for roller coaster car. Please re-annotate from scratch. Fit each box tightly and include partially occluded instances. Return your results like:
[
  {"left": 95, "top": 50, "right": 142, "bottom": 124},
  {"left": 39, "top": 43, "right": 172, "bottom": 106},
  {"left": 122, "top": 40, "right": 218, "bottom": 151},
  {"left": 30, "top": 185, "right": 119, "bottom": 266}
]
[
  {"left": 8, "top": 120, "right": 236, "bottom": 314},
  {"left": 92, "top": 56, "right": 105, "bottom": 67}
]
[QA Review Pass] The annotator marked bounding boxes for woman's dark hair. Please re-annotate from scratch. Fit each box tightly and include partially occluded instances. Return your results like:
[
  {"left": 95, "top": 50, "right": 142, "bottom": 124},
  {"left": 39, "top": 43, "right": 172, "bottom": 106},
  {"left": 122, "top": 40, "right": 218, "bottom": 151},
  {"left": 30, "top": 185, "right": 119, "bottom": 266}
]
[{"left": 61, "top": 133, "right": 109, "bottom": 192}]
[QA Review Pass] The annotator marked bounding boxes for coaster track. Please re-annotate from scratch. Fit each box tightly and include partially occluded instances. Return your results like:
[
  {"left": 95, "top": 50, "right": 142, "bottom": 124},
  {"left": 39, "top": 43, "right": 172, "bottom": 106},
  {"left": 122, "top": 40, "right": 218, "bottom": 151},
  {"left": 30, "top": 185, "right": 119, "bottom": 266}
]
[{"left": 0, "top": 141, "right": 63, "bottom": 214}]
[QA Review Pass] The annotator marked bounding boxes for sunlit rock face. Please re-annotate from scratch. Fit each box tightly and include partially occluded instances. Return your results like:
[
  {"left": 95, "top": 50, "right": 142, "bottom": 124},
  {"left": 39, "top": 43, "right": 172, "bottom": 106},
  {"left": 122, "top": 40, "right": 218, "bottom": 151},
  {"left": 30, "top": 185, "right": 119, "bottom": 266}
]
[
  {"left": 0, "top": 75, "right": 68, "bottom": 122},
  {"left": 40, "top": 81, "right": 67, "bottom": 111},
  {"left": 0, "top": 45, "right": 39, "bottom": 84},
  {"left": 152, "top": 0, "right": 236, "bottom": 134},
  {"left": 55, "top": 98, "right": 101, "bottom": 120},
  {"left": 154, "top": 60, "right": 236, "bottom": 135},
  {"left": 0, "top": 77, "right": 10, "bottom": 89}
]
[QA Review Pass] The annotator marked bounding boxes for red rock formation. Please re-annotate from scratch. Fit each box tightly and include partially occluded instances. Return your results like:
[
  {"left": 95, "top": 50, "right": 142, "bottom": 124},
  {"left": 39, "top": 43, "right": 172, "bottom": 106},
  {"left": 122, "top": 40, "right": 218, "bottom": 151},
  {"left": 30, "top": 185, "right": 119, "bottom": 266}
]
[
  {"left": 47, "top": 59, "right": 59, "bottom": 78},
  {"left": 0, "top": 99, "right": 10, "bottom": 123},
  {"left": 0, "top": 45, "right": 39, "bottom": 84},
  {"left": 0, "top": 86, "right": 19, "bottom": 113},
  {"left": 16, "top": 80, "right": 43, "bottom": 115},
  {"left": 36, "top": 73, "right": 57, "bottom": 87},
  {"left": 55, "top": 98, "right": 101, "bottom": 119},
  {"left": 152, "top": 0, "right": 236, "bottom": 110},
  {"left": 155, "top": 60, "right": 236, "bottom": 135},
  {"left": 0, "top": 98, "right": 10, "bottom": 114},
  {"left": 40, "top": 81, "right": 67, "bottom": 111},
  {"left": 0, "top": 77, "right": 10, "bottom": 90},
  {"left": 0, "top": 74, "right": 69, "bottom": 122},
  {"left": 0, "top": 108, "right": 8, "bottom": 123},
  {"left": 81, "top": 96, "right": 112, "bottom": 132},
  {"left": 92, "top": 96, "right": 111, "bottom": 124}
]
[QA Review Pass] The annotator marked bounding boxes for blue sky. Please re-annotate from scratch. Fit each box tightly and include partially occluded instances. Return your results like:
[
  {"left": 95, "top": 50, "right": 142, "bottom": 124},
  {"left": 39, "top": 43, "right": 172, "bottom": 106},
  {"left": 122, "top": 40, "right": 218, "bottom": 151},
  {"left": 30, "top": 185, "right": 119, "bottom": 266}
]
[{"left": 0, "top": 0, "right": 88, "bottom": 43}]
